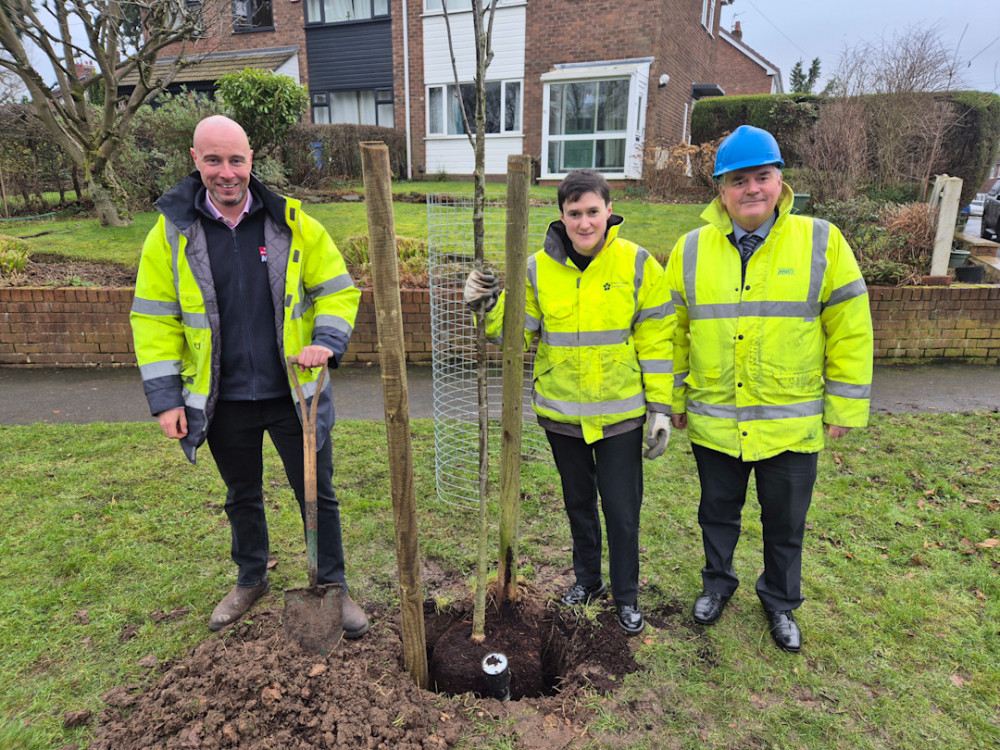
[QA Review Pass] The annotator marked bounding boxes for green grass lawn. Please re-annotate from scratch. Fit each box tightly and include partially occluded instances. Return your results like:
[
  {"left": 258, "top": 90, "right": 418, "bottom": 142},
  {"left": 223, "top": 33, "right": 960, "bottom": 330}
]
[
  {"left": 1, "top": 414, "right": 998, "bottom": 748},
  {"left": 7, "top": 183, "right": 708, "bottom": 271}
]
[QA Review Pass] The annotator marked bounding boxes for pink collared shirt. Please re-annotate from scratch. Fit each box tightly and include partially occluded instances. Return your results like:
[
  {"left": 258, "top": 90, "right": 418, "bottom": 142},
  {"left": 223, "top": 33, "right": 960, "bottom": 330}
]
[{"left": 203, "top": 191, "right": 253, "bottom": 228}]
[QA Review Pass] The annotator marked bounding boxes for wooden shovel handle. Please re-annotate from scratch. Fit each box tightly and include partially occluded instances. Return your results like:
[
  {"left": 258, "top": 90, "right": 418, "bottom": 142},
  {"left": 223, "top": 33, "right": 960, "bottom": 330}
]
[{"left": 286, "top": 356, "right": 328, "bottom": 588}]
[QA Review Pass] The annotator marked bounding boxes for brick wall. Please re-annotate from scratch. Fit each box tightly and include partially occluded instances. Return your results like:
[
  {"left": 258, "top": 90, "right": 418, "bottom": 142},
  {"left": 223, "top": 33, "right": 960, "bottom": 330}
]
[
  {"left": 715, "top": 33, "right": 773, "bottom": 96},
  {"left": 522, "top": 0, "right": 719, "bottom": 162},
  {"left": 3, "top": 286, "right": 999, "bottom": 368},
  {"left": 0, "top": 288, "right": 432, "bottom": 368},
  {"left": 870, "top": 286, "right": 1000, "bottom": 362},
  {"left": 160, "top": 0, "right": 310, "bottom": 91}
]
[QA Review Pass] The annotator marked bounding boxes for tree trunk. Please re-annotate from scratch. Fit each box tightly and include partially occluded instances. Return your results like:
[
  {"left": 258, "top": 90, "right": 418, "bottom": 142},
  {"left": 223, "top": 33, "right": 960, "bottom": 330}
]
[{"left": 88, "top": 169, "right": 130, "bottom": 227}]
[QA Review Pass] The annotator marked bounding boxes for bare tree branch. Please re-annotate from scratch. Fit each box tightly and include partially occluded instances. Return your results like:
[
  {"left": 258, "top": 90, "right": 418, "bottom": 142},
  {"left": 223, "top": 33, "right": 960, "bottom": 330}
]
[{"left": 0, "top": 0, "right": 220, "bottom": 225}]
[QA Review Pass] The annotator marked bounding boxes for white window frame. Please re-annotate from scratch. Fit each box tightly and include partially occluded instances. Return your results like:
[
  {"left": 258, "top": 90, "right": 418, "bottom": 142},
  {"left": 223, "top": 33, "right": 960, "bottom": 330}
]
[
  {"left": 423, "top": 0, "right": 516, "bottom": 12},
  {"left": 541, "top": 60, "right": 650, "bottom": 180},
  {"left": 701, "top": 0, "right": 717, "bottom": 34},
  {"left": 425, "top": 79, "right": 523, "bottom": 137}
]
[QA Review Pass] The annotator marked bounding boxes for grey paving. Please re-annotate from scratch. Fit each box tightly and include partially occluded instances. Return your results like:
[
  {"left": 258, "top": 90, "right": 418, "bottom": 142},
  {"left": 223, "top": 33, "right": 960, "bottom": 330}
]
[{"left": 0, "top": 363, "right": 997, "bottom": 426}]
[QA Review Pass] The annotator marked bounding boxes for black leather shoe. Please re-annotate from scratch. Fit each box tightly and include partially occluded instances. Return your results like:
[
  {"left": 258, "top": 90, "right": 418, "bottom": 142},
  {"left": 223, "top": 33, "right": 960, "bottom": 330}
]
[
  {"left": 617, "top": 603, "right": 645, "bottom": 635},
  {"left": 561, "top": 581, "right": 607, "bottom": 606},
  {"left": 692, "top": 591, "right": 730, "bottom": 625},
  {"left": 765, "top": 609, "right": 802, "bottom": 653}
]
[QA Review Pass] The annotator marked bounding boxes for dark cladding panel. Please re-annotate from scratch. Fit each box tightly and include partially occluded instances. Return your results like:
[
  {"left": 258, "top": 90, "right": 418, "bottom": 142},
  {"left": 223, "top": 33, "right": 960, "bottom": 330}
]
[{"left": 306, "top": 20, "right": 392, "bottom": 91}]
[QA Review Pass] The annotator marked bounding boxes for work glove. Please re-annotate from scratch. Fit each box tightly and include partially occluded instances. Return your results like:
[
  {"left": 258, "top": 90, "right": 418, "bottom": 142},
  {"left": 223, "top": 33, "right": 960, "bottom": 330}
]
[
  {"left": 643, "top": 411, "right": 671, "bottom": 460},
  {"left": 464, "top": 269, "right": 499, "bottom": 310}
]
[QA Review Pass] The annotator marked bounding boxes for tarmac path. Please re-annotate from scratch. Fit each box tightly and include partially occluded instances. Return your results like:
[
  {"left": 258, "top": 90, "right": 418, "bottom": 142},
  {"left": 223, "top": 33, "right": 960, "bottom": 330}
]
[{"left": 0, "top": 363, "right": 997, "bottom": 426}]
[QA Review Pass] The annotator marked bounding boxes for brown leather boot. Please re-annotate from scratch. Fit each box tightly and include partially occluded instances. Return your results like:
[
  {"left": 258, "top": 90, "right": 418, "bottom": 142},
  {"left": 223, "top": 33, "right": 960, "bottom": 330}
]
[
  {"left": 209, "top": 581, "right": 270, "bottom": 631},
  {"left": 342, "top": 593, "right": 370, "bottom": 639}
]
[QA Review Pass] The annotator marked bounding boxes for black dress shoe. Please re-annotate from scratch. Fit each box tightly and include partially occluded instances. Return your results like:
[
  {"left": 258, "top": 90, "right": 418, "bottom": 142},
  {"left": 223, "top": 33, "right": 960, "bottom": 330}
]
[
  {"left": 692, "top": 591, "right": 730, "bottom": 625},
  {"left": 765, "top": 609, "right": 802, "bottom": 653},
  {"left": 561, "top": 581, "right": 607, "bottom": 606},
  {"left": 617, "top": 603, "right": 645, "bottom": 635}
]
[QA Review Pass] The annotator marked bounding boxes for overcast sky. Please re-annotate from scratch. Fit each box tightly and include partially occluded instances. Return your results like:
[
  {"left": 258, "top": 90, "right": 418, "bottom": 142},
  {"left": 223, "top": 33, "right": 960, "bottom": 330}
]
[{"left": 721, "top": 0, "right": 999, "bottom": 94}]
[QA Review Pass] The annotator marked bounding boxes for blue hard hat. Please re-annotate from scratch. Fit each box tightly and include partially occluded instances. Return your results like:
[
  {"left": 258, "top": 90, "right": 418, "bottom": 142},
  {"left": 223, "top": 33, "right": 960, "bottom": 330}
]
[{"left": 713, "top": 125, "right": 785, "bottom": 179}]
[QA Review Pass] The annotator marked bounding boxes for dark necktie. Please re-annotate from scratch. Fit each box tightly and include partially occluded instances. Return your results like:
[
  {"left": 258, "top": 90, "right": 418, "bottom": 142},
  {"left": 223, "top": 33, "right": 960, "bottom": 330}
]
[{"left": 738, "top": 233, "right": 762, "bottom": 265}]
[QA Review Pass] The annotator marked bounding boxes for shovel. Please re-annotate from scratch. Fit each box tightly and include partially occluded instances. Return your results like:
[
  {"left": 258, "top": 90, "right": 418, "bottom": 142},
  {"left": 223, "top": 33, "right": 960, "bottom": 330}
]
[{"left": 283, "top": 355, "right": 343, "bottom": 654}]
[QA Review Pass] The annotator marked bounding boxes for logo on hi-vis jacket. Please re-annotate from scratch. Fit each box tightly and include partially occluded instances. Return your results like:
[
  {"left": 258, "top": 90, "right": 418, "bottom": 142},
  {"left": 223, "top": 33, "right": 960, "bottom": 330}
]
[
  {"left": 777, "top": 268, "right": 795, "bottom": 276},
  {"left": 603, "top": 281, "right": 631, "bottom": 291}
]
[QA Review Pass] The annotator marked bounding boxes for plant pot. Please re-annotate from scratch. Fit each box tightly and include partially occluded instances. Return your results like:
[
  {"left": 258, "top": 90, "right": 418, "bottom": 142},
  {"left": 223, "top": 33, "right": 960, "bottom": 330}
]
[
  {"left": 954, "top": 265, "right": 985, "bottom": 283},
  {"left": 949, "top": 249, "right": 971, "bottom": 269}
]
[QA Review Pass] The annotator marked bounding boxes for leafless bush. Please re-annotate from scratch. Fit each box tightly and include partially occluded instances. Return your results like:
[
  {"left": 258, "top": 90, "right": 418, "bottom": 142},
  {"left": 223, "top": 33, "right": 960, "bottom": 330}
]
[
  {"left": 880, "top": 202, "right": 937, "bottom": 264},
  {"left": 797, "top": 97, "right": 869, "bottom": 202},
  {"left": 641, "top": 136, "right": 721, "bottom": 200}
]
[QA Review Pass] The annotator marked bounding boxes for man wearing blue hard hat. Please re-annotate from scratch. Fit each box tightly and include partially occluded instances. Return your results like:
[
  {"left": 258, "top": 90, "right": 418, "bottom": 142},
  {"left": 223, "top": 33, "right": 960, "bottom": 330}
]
[{"left": 664, "top": 125, "right": 873, "bottom": 652}]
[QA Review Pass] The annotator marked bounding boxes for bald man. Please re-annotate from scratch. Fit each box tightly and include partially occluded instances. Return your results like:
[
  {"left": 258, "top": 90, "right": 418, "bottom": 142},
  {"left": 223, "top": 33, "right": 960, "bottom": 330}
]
[{"left": 131, "top": 116, "right": 369, "bottom": 637}]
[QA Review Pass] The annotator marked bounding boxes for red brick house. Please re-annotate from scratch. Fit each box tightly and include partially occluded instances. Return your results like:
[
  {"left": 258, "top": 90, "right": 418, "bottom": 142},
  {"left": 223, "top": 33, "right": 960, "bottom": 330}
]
[
  {"left": 715, "top": 21, "right": 784, "bottom": 96},
  {"left": 136, "top": 0, "right": 781, "bottom": 183}
]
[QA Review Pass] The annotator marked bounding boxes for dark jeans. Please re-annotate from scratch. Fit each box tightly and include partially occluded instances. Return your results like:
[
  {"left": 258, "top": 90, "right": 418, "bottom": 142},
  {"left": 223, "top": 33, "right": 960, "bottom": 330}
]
[
  {"left": 692, "top": 444, "right": 817, "bottom": 611},
  {"left": 546, "top": 427, "right": 644, "bottom": 606},
  {"left": 207, "top": 397, "right": 345, "bottom": 589}
]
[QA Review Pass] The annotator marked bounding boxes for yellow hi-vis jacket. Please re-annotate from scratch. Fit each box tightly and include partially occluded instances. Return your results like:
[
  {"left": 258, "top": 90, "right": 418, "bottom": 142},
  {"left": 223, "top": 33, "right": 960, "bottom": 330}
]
[
  {"left": 130, "top": 174, "right": 360, "bottom": 463},
  {"left": 486, "top": 217, "right": 675, "bottom": 444},
  {"left": 665, "top": 184, "right": 873, "bottom": 461}
]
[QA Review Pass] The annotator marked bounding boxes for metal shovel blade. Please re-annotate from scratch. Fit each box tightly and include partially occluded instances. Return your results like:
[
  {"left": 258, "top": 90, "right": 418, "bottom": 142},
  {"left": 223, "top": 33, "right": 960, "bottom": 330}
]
[{"left": 284, "top": 582, "right": 344, "bottom": 655}]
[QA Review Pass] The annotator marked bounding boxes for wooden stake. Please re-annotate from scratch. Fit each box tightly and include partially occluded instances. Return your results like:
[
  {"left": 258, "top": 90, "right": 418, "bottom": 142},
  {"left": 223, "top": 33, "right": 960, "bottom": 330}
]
[
  {"left": 497, "top": 154, "right": 530, "bottom": 605},
  {"left": 360, "top": 141, "right": 428, "bottom": 689}
]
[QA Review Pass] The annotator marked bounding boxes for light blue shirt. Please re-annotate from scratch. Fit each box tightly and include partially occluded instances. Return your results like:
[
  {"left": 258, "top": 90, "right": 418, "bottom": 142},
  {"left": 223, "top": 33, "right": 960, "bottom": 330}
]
[{"left": 732, "top": 210, "right": 777, "bottom": 250}]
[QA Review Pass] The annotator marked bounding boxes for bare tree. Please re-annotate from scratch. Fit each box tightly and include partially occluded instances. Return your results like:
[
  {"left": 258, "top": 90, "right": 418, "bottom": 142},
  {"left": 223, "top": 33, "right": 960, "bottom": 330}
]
[
  {"left": 827, "top": 23, "right": 968, "bottom": 198},
  {"left": 0, "top": 51, "right": 20, "bottom": 103},
  {"left": 798, "top": 96, "right": 869, "bottom": 202},
  {"left": 0, "top": 0, "right": 215, "bottom": 226},
  {"left": 830, "top": 22, "right": 966, "bottom": 96},
  {"left": 440, "top": 0, "right": 500, "bottom": 643}
]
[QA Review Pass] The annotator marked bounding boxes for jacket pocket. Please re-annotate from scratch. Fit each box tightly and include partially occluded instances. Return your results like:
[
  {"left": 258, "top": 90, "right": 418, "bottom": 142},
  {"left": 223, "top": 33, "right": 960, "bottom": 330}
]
[{"left": 760, "top": 368, "right": 823, "bottom": 401}]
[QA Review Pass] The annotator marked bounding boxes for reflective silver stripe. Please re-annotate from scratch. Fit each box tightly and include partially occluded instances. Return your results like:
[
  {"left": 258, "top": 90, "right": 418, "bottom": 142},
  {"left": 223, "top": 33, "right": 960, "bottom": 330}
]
[
  {"left": 183, "top": 390, "right": 208, "bottom": 410},
  {"left": 314, "top": 314, "right": 353, "bottom": 335},
  {"left": 139, "top": 360, "right": 181, "bottom": 380},
  {"left": 674, "top": 371, "right": 688, "bottom": 388},
  {"left": 634, "top": 299, "right": 675, "bottom": 325},
  {"left": 633, "top": 246, "right": 648, "bottom": 308},
  {"left": 535, "top": 390, "right": 646, "bottom": 417},
  {"left": 688, "top": 400, "right": 737, "bottom": 419},
  {"left": 131, "top": 297, "right": 181, "bottom": 316},
  {"left": 543, "top": 329, "right": 630, "bottom": 347},
  {"left": 687, "top": 399, "right": 824, "bottom": 421},
  {"left": 639, "top": 358, "right": 673, "bottom": 374},
  {"left": 739, "top": 400, "right": 824, "bottom": 420},
  {"left": 690, "top": 300, "right": 821, "bottom": 321},
  {"left": 807, "top": 219, "right": 830, "bottom": 319},
  {"left": 181, "top": 310, "right": 210, "bottom": 329},
  {"left": 690, "top": 302, "right": 741, "bottom": 320},
  {"left": 308, "top": 273, "right": 354, "bottom": 299},
  {"left": 826, "top": 378, "right": 871, "bottom": 399},
  {"left": 671, "top": 289, "right": 686, "bottom": 310},
  {"left": 290, "top": 292, "right": 313, "bottom": 320},
  {"left": 739, "top": 300, "right": 821, "bottom": 318},
  {"left": 525, "top": 312, "right": 541, "bottom": 332},
  {"left": 683, "top": 228, "right": 702, "bottom": 307},
  {"left": 646, "top": 401, "right": 671, "bottom": 414},
  {"left": 825, "top": 278, "right": 867, "bottom": 309}
]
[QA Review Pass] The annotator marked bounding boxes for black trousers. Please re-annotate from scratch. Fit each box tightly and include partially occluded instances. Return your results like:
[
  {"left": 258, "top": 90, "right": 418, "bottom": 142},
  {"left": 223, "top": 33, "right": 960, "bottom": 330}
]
[
  {"left": 692, "top": 444, "right": 817, "bottom": 611},
  {"left": 206, "top": 397, "right": 345, "bottom": 589},
  {"left": 546, "top": 427, "right": 644, "bottom": 606}
]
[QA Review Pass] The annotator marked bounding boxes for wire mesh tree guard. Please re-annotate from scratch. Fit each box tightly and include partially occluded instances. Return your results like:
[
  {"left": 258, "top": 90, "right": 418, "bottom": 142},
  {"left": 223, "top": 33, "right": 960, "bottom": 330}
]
[{"left": 427, "top": 193, "right": 553, "bottom": 507}]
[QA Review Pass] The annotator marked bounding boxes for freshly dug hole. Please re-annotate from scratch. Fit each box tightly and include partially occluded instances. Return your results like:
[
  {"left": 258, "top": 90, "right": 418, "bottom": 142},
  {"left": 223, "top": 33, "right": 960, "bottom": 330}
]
[{"left": 426, "top": 598, "right": 639, "bottom": 700}]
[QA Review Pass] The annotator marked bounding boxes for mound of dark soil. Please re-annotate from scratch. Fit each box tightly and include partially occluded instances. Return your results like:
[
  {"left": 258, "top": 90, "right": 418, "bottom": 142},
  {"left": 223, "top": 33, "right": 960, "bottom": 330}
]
[{"left": 86, "top": 597, "right": 645, "bottom": 749}]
